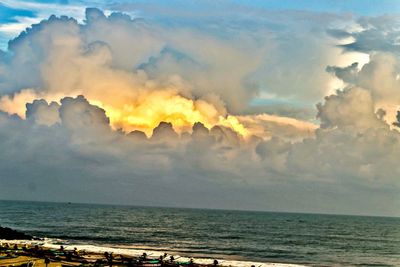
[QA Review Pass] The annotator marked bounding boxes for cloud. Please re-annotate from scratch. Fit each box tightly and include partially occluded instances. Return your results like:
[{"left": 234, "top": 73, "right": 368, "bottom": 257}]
[
  {"left": 0, "top": 95, "right": 259, "bottom": 208},
  {"left": 0, "top": 9, "right": 271, "bottom": 138},
  {"left": 0, "top": 1, "right": 371, "bottom": 118},
  {"left": 255, "top": 86, "right": 400, "bottom": 215},
  {"left": 0, "top": 0, "right": 87, "bottom": 50},
  {"left": 0, "top": 7, "right": 399, "bottom": 216},
  {"left": 26, "top": 99, "right": 60, "bottom": 126},
  {"left": 340, "top": 15, "right": 400, "bottom": 54},
  {"left": 316, "top": 87, "right": 386, "bottom": 130},
  {"left": 327, "top": 55, "right": 400, "bottom": 126},
  {"left": 238, "top": 114, "right": 317, "bottom": 140}
]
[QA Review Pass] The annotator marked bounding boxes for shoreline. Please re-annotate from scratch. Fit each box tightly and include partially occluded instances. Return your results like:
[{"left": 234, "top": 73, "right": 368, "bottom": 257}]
[{"left": 0, "top": 240, "right": 308, "bottom": 267}]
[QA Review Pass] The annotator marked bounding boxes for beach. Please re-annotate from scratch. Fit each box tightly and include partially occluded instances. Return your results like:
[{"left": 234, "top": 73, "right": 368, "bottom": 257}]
[
  {"left": 0, "top": 242, "right": 306, "bottom": 267},
  {"left": 0, "top": 242, "right": 135, "bottom": 267}
]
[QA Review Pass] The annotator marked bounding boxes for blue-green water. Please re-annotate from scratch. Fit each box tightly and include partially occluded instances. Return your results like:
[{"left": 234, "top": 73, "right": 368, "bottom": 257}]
[{"left": 0, "top": 200, "right": 399, "bottom": 266}]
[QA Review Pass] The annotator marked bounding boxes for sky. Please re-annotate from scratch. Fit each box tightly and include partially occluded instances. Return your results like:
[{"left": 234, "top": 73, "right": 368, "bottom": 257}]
[{"left": 0, "top": 0, "right": 399, "bottom": 216}]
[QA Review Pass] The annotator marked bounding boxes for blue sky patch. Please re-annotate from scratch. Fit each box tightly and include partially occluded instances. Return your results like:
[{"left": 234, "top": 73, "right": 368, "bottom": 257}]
[{"left": 0, "top": 3, "right": 37, "bottom": 23}]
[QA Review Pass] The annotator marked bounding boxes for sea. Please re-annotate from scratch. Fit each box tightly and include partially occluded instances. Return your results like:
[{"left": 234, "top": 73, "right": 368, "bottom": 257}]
[{"left": 0, "top": 200, "right": 399, "bottom": 267}]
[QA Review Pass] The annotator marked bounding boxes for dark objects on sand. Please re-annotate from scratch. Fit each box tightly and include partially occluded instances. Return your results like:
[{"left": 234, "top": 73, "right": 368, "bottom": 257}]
[
  {"left": 0, "top": 226, "right": 36, "bottom": 240},
  {"left": 1, "top": 239, "right": 224, "bottom": 267},
  {"left": 0, "top": 243, "right": 217, "bottom": 267}
]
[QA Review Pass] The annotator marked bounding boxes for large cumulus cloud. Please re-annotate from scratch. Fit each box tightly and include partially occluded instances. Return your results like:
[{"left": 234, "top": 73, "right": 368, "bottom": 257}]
[{"left": 0, "top": 7, "right": 399, "bottom": 216}]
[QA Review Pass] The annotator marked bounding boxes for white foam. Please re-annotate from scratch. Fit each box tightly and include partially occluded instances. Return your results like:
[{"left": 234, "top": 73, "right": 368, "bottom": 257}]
[{"left": 0, "top": 239, "right": 308, "bottom": 267}]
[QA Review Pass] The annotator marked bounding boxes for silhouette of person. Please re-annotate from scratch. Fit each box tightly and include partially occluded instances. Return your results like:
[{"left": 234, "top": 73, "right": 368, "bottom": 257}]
[{"left": 108, "top": 252, "right": 114, "bottom": 266}]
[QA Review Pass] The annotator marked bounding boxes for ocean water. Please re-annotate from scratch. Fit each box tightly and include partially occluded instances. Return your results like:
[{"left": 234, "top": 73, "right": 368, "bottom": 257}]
[{"left": 0, "top": 200, "right": 399, "bottom": 267}]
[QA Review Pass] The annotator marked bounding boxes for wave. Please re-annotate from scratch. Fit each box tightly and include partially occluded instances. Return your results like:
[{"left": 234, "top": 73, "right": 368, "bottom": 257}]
[{"left": 0, "top": 238, "right": 308, "bottom": 267}]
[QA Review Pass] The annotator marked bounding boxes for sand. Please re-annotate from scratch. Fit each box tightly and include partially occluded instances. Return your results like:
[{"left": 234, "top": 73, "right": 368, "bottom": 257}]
[
  {"left": 0, "top": 243, "right": 308, "bottom": 267},
  {"left": 0, "top": 243, "right": 115, "bottom": 267},
  {"left": 0, "top": 242, "right": 197, "bottom": 267}
]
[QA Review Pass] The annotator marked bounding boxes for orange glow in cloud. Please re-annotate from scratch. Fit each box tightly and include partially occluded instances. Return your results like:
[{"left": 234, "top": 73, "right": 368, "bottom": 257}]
[
  {"left": 0, "top": 88, "right": 250, "bottom": 138},
  {"left": 0, "top": 89, "right": 67, "bottom": 118},
  {"left": 90, "top": 89, "right": 250, "bottom": 137}
]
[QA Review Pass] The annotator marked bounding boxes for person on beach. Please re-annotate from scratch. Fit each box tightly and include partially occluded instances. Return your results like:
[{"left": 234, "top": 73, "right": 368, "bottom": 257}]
[
  {"left": 32, "top": 245, "right": 43, "bottom": 257},
  {"left": 108, "top": 252, "right": 114, "bottom": 266},
  {"left": 213, "top": 259, "right": 218, "bottom": 266}
]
